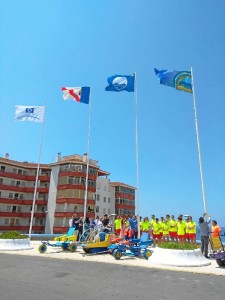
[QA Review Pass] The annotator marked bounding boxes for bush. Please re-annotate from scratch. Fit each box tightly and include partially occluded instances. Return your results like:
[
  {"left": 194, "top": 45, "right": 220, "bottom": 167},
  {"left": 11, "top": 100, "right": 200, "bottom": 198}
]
[
  {"left": 0, "top": 231, "right": 28, "bottom": 239},
  {"left": 158, "top": 241, "right": 199, "bottom": 250}
]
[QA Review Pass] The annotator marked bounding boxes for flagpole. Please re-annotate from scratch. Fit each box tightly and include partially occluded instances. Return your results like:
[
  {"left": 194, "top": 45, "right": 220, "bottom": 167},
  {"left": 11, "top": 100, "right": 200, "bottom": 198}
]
[
  {"left": 191, "top": 66, "right": 207, "bottom": 213},
  {"left": 134, "top": 72, "right": 141, "bottom": 238},
  {"left": 28, "top": 106, "right": 46, "bottom": 238},
  {"left": 83, "top": 90, "right": 92, "bottom": 233}
]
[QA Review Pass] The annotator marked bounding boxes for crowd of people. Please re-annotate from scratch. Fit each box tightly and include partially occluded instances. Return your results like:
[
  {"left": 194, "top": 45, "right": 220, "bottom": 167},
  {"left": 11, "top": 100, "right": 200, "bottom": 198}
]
[{"left": 69, "top": 212, "right": 222, "bottom": 258}]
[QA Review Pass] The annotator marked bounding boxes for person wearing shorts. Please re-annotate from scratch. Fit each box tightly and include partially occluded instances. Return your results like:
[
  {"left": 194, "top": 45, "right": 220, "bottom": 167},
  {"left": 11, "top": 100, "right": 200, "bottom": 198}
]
[
  {"left": 114, "top": 215, "right": 122, "bottom": 237},
  {"left": 177, "top": 217, "right": 186, "bottom": 242},
  {"left": 152, "top": 218, "right": 162, "bottom": 246},
  {"left": 169, "top": 215, "right": 177, "bottom": 241}
]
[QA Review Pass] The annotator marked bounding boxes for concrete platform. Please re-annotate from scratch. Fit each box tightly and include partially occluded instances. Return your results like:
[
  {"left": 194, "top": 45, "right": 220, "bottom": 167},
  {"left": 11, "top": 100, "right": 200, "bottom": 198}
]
[
  {"left": 0, "top": 238, "right": 33, "bottom": 250},
  {"left": 0, "top": 241, "right": 224, "bottom": 276}
]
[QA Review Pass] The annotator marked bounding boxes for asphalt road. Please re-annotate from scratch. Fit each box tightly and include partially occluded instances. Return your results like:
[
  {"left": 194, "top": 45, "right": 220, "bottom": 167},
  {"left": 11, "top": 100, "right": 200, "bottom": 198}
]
[{"left": 0, "top": 254, "right": 224, "bottom": 300}]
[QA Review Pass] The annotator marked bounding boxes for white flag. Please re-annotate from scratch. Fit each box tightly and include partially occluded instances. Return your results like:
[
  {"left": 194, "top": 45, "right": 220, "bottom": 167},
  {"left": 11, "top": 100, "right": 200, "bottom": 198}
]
[{"left": 15, "top": 106, "right": 45, "bottom": 123}]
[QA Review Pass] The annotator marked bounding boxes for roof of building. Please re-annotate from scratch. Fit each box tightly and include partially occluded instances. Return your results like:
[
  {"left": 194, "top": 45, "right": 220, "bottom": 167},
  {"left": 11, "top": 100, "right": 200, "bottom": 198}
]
[
  {"left": 0, "top": 156, "right": 50, "bottom": 169},
  {"left": 110, "top": 181, "right": 136, "bottom": 190}
]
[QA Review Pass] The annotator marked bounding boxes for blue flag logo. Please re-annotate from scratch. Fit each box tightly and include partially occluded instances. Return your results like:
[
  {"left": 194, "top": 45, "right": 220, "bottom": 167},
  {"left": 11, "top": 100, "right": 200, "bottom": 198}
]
[
  {"left": 105, "top": 74, "right": 135, "bottom": 92},
  {"left": 25, "top": 108, "right": 34, "bottom": 113}
]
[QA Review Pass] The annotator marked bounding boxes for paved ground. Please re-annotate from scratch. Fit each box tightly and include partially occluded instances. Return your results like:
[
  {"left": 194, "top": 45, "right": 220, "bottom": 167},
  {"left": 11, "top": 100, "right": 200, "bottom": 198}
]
[
  {"left": 0, "top": 241, "right": 225, "bottom": 276},
  {"left": 1, "top": 253, "right": 225, "bottom": 300}
]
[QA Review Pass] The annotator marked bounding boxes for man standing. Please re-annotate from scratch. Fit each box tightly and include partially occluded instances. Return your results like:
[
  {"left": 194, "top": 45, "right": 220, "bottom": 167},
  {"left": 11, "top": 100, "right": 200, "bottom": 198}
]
[{"left": 198, "top": 213, "right": 211, "bottom": 258}]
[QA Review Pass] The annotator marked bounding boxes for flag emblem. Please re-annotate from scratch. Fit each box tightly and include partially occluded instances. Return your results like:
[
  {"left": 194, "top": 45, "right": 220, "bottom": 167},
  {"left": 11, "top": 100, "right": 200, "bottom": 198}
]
[
  {"left": 154, "top": 69, "right": 192, "bottom": 93},
  {"left": 105, "top": 74, "right": 135, "bottom": 92}
]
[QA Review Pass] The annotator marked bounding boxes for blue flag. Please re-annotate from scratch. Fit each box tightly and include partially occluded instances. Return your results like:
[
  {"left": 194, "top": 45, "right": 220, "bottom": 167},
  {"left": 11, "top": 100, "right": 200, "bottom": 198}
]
[
  {"left": 105, "top": 74, "right": 135, "bottom": 92},
  {"left": 154, "top": 68, "right": 192, "bottom": 93}
]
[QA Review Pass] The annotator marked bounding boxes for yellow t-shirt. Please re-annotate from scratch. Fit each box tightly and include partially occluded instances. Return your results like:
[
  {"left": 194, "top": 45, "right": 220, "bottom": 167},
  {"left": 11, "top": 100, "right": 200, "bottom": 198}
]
[
  {"left": 177, "top": 222, "right": 186, "bottom": 235},
  {"left": 142, "top": 221, "right": 150, "bottom": 231},
  {"left": 152, "top": 222, "right": 161, "bottom": 234},
  {"left": 169, "top": 219, "right": 177, "bottom": 232},
  {"left": 162, "top": 222, "right": 170, "bottom": 235},
  {"left": 114, "top": 219, "right": 122, "bottom": 230}
]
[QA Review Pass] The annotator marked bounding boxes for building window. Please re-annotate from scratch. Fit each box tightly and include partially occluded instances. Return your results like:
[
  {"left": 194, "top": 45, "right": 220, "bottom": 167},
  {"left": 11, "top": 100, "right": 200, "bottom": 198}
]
[
  {"left": 7, "top": 205, "right": 11, "bottom": 211},
  {"left": 12, "top": 206, "right": 17, "bottom": 212},
  {"left": 4, "top": 219, "right": 9, "bottom": 224},
  {"left": 14, "top": 193, "right": 19, "bottom": 199},
  {"left": 96, "top": 206, "right": 99, "bottom": 213},
  {"left": 96, "top": 194, "right": 100, "bottom": 201},
  {"left": 16, "top": 181, "right": 20, "bottom": 187},
  {"left": 108, "top": 198, "right": 111, "bottom": 203},
  {"left": 0, "top": 178, "right": 3, "bottom": 184},
  {"left": 74, "top": 206, "right": 77, "bottom": 212},
  {"left": 0, "top": 166, "right": 5, "bottom": 172},
  {"left": 17, "top": 206, "right": 21, "bottom": 212},
  {"left": 19, "top": 194, "right": 23, "bottom": 200},
  {"left": 9, "top": 193, "right": 13, "bottom": 199},
  {"left": 18, "top": 169, "right": 22, "bottom": 175},
  {"left": 103, "top": 197, "right": 106, "bottom": 202}
]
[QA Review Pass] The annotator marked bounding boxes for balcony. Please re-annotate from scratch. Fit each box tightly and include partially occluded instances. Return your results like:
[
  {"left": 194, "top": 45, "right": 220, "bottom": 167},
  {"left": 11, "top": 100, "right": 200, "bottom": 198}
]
[
  {"left": 0, "top": 211, "right": 47, "bottom": 218},
  {"left": 56, "top": 198, "right": 95, "bottom": 205}
]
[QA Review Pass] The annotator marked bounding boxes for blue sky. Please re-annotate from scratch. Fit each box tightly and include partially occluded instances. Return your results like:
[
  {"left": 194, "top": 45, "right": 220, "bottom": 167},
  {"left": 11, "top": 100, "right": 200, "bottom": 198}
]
[{"left": 1, "top": 0, "right": 225, "bottom": 225}]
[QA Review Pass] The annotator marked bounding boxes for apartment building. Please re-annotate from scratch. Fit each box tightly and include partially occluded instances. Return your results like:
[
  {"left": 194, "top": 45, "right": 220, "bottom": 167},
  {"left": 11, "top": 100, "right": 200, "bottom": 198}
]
[
  {"left": 0, "top": 153, "right": 135, "bottom": 234},
  {"left": 0, "top": 154, "right": 50, "bottom": 233},
  {"left": 111, "top": 182, "right": 136, "bottom": 217}
]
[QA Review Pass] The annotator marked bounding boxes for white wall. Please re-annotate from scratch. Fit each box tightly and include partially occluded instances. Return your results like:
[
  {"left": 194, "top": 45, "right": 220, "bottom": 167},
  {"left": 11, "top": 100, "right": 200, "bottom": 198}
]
[{"left": 95, "top": 177, "right": 115, "bottom": 217}]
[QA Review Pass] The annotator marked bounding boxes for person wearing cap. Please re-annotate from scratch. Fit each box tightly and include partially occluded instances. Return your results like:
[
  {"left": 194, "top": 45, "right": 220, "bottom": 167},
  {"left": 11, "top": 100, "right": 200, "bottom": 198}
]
[
  {"left": 169, "top": 215, "right": 178, "bottom": 241},
  {"left": 198, "top": 213, "right": 211, "bottom": 258}
]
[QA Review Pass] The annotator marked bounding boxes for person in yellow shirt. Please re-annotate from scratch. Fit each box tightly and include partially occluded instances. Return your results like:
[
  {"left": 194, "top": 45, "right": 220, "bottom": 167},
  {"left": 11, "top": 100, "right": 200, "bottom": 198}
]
[
  {"left": 114, "top": 215, "right": 122, "bottom": 237},
  {"left": 162, "top": 218, "right": 170, "bottom": 242},
  {"left": 185, "top": 216, "right": 196, "bottom": 244},
  {"left": 141, "top": 217, "right": 151, "bottom": 239},
  {"left": 169, "top": 215, "right": 178, "bottom": 241},
  {"left": 150, "top": 214, "right": 156, "bottom": 239},
  {"left": 152, "top": 218, "right": 162, "bottom": 246},
  {"left": 177, "top": 216, "right": 186, "bottom": 242},
  {"left": 159, "top": 217, "right": 164, "bottom": 239}
]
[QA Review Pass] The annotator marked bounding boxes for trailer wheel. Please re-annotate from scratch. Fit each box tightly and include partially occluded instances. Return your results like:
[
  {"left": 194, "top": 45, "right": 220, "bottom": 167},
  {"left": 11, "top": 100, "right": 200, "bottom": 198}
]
[
  {"left": 113, "top": 249, "right": 122, "bottom": 260},
  {"left": 61, "top": 243, "right": 68, "bottom": 251},
  {"left": 216, "top": 259, "right": 225, "bottom": 267},
  {"left": 143, "top": 249, "right": 152, "bottom": 260},
  {"left": 69, "top": 243, "right": 77, "bottom": 252},
  {"left": 38, "top": 244, "right": 47, "bottom": 254}
]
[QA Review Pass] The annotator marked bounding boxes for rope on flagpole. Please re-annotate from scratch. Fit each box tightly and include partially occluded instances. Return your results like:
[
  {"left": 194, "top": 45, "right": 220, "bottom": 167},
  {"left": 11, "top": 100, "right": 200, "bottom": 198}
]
[
  {"left": 83, "top": 89, "right": 92, "bottom": 233},
  {"left": 191, "top": 66, "right": 207, "bottom": 213},
  {"left": 28, "top": 106, "right": 46, "bottom": 238},
  {"left": 134, "top": 72, "right": 141, "bottom": 238}
]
